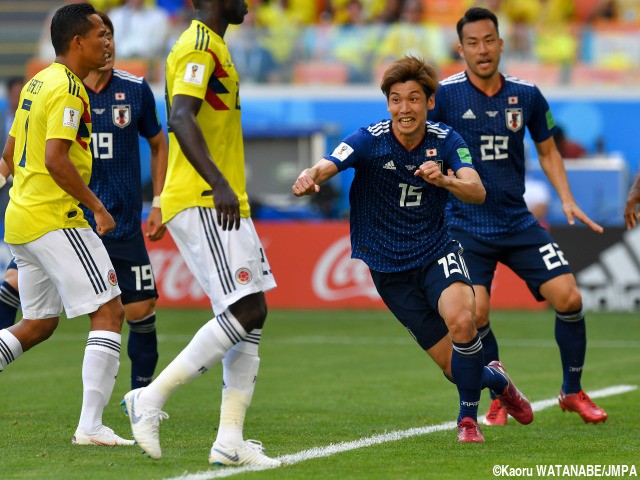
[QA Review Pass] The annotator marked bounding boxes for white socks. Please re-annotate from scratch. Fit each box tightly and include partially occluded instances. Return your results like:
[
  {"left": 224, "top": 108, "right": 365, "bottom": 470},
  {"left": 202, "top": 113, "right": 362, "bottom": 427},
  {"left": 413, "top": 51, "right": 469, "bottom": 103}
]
[
  {"left": 216, "top": 329, "right": 262, "bottom": 447},
  {"left": 0, "top": 329, "right": 23, "bottom": 372},
  {"left": 141, "top": 311, "right": 247, "bottom": 409},
  {"left": 77, "top": 330, "right": 121, "bottom": 435}
]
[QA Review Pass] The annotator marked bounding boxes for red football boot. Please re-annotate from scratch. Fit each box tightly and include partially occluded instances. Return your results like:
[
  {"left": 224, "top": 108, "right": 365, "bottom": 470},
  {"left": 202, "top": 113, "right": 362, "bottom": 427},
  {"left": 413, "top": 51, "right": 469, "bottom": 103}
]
[
  {"left": 457, "top": 417, "right": 485, "bottom": 443},
  {"left": 558, "top": 390, "right": 608, "bottom": 424},
  {"left": 488, "top": 360, "right": 534, "bottom": 425}
]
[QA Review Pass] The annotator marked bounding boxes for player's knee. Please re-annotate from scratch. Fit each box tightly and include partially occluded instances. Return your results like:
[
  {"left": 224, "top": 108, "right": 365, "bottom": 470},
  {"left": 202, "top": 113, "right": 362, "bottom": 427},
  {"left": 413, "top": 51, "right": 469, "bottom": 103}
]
[
  {"left": 230, "top": 293, "right": 268, "bottom": 331},
  {"left": 124, "top": 299, "right": 155, "bottom": 322},
  {"left": 552, "top": 285, "right": 583, "bottom": 313},
  {"left": 92, "top": 298, "right": 125, "bottom": 331},
  {"left": 13, "top": 317, "right": 59, "bottom": 350},
  {"left": 475, "top": 309, "right": 490, "bottom": 328},
  {"left": 4, "top": 268, "right": 18, "bottom": 289},
  {"left": 444, "top": 307, "right": 476, "bottom": 342}
]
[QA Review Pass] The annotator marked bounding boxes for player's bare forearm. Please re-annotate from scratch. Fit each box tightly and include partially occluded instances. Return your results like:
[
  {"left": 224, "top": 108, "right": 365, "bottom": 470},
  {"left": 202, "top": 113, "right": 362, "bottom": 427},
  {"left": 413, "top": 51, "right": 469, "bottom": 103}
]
[
  {"left": 148, "top": 130, "right": 168, "bottom": 198},
  {"left": 169, "top": 94, "right": 231, "bottom": 192},
  {"left": 1, "top": 135, "right": 15, "bottom": 177},
  {"left": 293, "top": 159, "right": 338, "bottom": 197},
  {"left": 45, "top": 139, "right": 106, "bottom": 215},
  {"left": 537, "top": 138, "right": 574, "bottom": 204},
  {"left": 417, "top": 164, "right": 485, "bottom": 204},
  {"left": 448, "top": 177, "right": 486, "bottom": 204},
  {"left": 169, "top": 94, "right": 239, "bottom": 230}
]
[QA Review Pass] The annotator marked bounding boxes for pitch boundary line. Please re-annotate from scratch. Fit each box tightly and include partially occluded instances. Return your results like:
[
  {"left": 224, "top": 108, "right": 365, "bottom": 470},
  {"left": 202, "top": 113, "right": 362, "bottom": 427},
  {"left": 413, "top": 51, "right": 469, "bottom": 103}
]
[{"left": 164, "top": 384, "right": 637, "bottom": 480}]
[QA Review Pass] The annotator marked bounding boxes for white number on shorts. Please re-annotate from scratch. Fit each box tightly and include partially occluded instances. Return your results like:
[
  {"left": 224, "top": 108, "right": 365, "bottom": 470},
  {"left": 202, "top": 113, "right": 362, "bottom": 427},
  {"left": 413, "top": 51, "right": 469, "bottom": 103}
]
[
  {"left": 131, "top": 264, "right": 155, "bottom": 291},
  {"left": 437, "top": 252, "right": 469, "bottom": 279},
  {"left": 539, "top": 243, "right": 568, "bottom": 270}
]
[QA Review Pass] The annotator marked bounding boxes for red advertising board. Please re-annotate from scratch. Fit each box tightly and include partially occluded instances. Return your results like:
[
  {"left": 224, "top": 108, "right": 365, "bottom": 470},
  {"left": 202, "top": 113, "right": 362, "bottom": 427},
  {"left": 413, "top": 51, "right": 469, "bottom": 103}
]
[{"left": 146, "top": 221, "right": 546, "bottom": 311}]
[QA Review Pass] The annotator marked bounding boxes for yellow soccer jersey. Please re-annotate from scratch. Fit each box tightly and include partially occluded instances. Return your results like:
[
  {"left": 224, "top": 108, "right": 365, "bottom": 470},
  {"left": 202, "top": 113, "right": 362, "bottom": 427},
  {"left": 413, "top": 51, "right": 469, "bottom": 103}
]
[
  {"left": 162, "top": 20, "right": 250, "bottom": 223},
  {"left": 5, "top": 63, "right": 92, "bottom": 244}
]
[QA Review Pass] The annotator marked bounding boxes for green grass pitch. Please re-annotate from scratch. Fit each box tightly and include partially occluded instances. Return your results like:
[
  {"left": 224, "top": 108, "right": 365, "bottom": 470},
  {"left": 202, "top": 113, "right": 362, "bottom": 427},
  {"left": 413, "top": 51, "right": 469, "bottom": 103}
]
[{"left": 1, "top": 309, "right": 638, "bottom": 479}]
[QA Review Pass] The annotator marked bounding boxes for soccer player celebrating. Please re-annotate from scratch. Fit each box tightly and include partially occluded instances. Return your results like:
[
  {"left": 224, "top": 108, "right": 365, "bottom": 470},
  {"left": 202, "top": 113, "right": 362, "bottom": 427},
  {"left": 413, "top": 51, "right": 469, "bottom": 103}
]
[
  {"left": 0, "top": 3, "right": 134, "bottom": 446},
  {"left": 293, "top": 56, "right": 533, "bottom": 443},
  {"left": 123, "top": 0, "right": 280, "bottom": 466},
  {"left": 82, "top": 12, "right": 167, "bottom": 390},
  {"left": 429, "top": 7, "right": 607, "bottom": 425}
]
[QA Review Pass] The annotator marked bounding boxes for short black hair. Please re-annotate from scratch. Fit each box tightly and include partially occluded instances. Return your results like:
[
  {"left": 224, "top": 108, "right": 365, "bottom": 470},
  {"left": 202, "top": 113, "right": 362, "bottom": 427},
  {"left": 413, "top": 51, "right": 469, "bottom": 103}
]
[
  {"left": 51, "top": 3, "right": 99, "bottom": 56},
  {"left": 456, "top": 7, "right": 499, "bottom": 42}
]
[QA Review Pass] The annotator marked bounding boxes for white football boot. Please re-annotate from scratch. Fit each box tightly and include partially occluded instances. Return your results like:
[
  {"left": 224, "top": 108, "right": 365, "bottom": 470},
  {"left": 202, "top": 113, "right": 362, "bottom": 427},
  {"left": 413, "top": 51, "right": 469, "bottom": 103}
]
[{"left": 209, "top": 439, "right": 281, "bottom": 467}]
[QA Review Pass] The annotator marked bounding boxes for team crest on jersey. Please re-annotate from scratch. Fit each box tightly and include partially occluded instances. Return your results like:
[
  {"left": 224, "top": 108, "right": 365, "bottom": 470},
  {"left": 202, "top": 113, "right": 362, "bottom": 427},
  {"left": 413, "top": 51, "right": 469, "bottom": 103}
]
[
  {"left": 436, "top": 160, "right": 444, "bottom": 173},
  {"left": 107, "top": 269, "right": 118, "bottom": 286},
  {"left": 112, "top": 105, "right": 131, "bottom": 128},
  {"left": 235, "top": 268, "right": 253, "bottom": 285},
  {"left": 505, "top": 108, "right": 523, "bottom": 132}
]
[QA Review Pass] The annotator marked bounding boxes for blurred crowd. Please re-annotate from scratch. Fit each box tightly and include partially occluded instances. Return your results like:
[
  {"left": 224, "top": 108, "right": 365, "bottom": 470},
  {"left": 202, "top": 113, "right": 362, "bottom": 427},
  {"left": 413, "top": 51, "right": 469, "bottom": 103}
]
[{"left": 32, "top": 0, "right": 640, "bottom": 85}]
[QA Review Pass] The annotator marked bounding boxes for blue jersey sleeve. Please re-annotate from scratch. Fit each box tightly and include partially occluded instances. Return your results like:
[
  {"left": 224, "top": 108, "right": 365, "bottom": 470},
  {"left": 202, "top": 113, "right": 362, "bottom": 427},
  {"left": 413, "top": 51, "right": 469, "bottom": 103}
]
[
  {"left": 138, "top": 79, "right": 162, "bottom": 139},
  {"left": 443, "top": 129, "right": 474, "bottom": 173},
  {"left": 527, "top": 86, "right": 555, "bottom": 144},
  {"left": 324, "top": 127, "right": 372, "bottom": 172}
]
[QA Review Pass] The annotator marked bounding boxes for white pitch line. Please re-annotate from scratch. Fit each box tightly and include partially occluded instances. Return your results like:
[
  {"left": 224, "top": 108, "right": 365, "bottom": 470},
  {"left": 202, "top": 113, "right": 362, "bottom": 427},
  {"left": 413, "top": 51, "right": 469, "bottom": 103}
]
[{"left": 164, "top": 384, "right": 637, "bottom": 480}]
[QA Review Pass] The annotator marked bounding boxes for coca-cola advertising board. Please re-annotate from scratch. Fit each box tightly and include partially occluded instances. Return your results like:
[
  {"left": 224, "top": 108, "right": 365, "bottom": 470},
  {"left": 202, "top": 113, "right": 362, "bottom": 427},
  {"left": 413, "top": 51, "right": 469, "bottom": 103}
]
[{"left": 145, "top": 221, "right": 545, "bottom": 310}]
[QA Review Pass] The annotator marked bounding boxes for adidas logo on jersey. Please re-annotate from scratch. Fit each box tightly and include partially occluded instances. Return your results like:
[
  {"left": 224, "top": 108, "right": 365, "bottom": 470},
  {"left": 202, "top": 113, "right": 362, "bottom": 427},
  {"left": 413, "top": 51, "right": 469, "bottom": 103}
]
[
  {"left": 383, "top": 160, "right": 396, "bottom": 170},
  {"left": 462, "top": 109, "right": 476, "bottom": 119}
]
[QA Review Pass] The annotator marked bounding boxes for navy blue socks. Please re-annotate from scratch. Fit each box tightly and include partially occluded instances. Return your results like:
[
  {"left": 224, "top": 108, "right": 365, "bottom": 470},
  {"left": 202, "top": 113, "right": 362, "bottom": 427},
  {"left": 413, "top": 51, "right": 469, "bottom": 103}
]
[
  {"left": 555, "top": 309, "right": 586, "bottom": 394},
  {"left": 127, "top": 314, "right": 159, "bottom": 389},
  {"left": 451, "top": 335, "right": 484, "bottom": 422}
]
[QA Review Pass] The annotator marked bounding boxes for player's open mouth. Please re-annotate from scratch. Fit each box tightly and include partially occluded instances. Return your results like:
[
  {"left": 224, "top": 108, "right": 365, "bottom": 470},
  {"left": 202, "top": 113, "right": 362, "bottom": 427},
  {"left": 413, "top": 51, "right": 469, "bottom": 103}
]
[{"left": 399, "top": 118, "right": 414, "bottom": 125}]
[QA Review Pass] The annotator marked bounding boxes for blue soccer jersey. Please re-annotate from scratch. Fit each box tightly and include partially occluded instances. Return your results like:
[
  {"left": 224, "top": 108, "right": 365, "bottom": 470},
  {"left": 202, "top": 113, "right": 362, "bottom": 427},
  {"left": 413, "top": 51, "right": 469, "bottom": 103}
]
[
  {"left": 430, "top": 71, "right": 556, "bottom": 239},
  {"left": 326, "top": 119, "right": 474, "bottom": 273},
  {"left": 82, "top": 69, "right": 162, "bottom": 240}
]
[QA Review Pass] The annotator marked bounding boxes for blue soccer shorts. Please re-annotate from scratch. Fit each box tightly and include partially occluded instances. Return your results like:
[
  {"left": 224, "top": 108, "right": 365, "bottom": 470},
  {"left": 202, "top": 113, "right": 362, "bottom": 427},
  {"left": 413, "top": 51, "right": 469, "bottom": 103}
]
[
  {"left": 102, "top": 231, "right": 158, "bottom": 305},
  {"left": 451, "top": 223, "right": 573, "bottom": 301},
  {"left": 369, "top": 242, "right": 473, "bottom": 350}
]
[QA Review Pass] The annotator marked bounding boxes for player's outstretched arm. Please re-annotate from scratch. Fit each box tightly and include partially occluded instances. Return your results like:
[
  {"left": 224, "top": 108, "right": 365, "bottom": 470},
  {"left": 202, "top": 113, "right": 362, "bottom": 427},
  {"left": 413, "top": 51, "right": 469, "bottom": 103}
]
[
  {"left": 536, "top": 136, "right": 603, "bottom": 233},
  {"left": 624, "top": 172, "right": 640, "bottom": 230},
  {"left": 292, "top": 159, "right": 339, "bottom": 197},
  {"left": 45, "top": 138, "right": 115, "bottom": 235}
]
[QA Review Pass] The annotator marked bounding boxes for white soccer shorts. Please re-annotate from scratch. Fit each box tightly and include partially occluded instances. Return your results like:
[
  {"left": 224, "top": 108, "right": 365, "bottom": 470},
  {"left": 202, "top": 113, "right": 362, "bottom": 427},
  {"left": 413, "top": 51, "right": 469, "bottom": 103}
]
[
  {"left": 9, "top": 228, "right": 121, "bottom": 319},
  {"left": 167, "top": 207, "right": 276, "bottom": 315}
]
